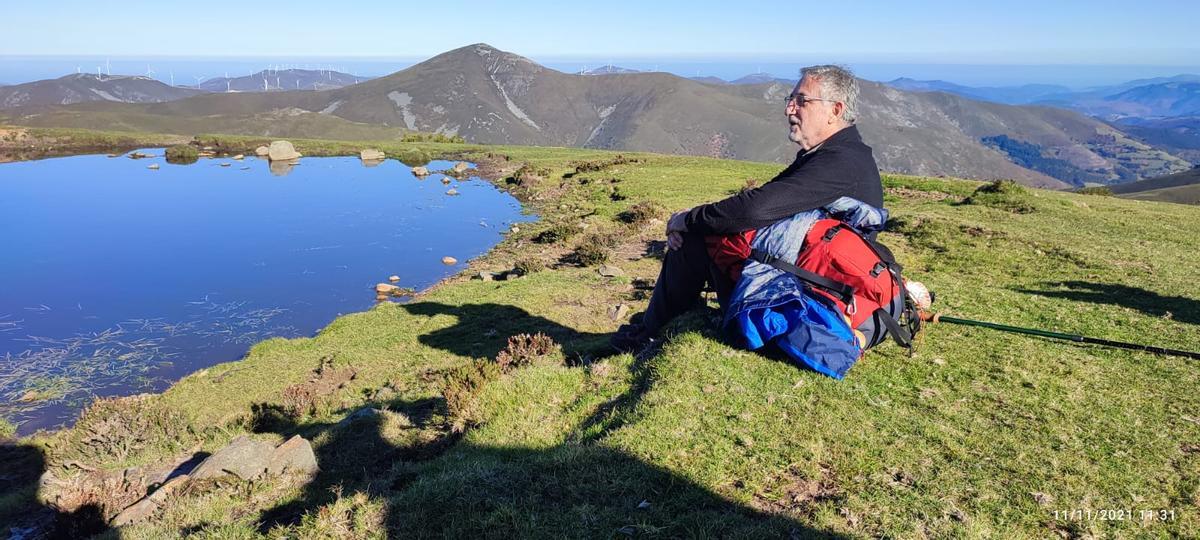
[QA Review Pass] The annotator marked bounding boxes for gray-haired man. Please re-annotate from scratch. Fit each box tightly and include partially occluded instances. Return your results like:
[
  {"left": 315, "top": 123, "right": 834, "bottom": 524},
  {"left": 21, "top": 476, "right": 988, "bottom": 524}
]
[{"left": 612, "top": 65, "right": 884, "bottom": 351}]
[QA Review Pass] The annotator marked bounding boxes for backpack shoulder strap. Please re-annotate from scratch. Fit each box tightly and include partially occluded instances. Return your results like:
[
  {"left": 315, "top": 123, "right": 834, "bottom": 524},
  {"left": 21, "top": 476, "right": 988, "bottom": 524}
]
[{"left": 749, "top": 249, "right": 855, "bottom": 305}]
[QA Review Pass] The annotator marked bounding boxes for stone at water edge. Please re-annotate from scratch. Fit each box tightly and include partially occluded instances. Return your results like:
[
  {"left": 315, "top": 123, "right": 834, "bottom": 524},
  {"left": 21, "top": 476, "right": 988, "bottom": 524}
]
[
  {"left": 220, "top": 162, "right": 231, "bottom": 167},
  {"left": 360, "top": 148, "right": 386, "bottom": 161},
  {"left": 267, "top": 140, "right": 302, "bottom": 161},
  {"left": 451, "top": 161, "right": 469, "bottom": 173},
  {"left": 147, "top": 163, "right": 159, "bottom": 170},
  {"left": 376, "top": 283, "right": 401, "bottom": 294},
  {"left": 441, "top": 177, "right": 452, "bottom": 184},
  {"left": 411, "top": 165, "right": 429, "bottom": 176},
  {"left": 232, "top": 154, "right": 245, "bottom": 160},
  {"left": 446, "top": 188, "right": 459, "bottom": 196},
  {"left": 376, "top": 294, "right": 389, "bottom": 302},
  {"left": 255, "top": 145, "right": 270, "bottom": 157},
  {"left": 442, "top": 256, "right": 458, "bottom": 265},
  {"left": 106, "top": 153, "right": 120, "bottom": 158},
  {"left": 510, "top": 225, "right": 520, "bottom": 233},
  {"left": 388, "top": 275, "right": 400, "bottom": 282}
]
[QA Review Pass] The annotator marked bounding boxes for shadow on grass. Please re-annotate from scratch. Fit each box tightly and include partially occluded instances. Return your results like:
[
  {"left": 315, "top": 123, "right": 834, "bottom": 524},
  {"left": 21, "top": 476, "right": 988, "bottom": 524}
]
[
  {"left": 0, "top": 442, "right": 107, "bottom": 539},
  {"left": 400, "top": 301, "right": 612, "bottom": 362},
  {"left": 1018, "top": 281, "right": 1200, "bottom": 326},
  {"left": 251, "top": 397, "right": 847, "bottom": 538},
  {"left": 249, "top": 301, "right": 843, "bottom": 537}
]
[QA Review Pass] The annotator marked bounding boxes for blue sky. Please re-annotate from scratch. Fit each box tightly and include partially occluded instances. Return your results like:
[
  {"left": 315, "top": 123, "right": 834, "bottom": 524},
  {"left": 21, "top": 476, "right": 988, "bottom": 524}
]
[{"left": 4, "top": 0, "right": 1198, "bottom": 64}]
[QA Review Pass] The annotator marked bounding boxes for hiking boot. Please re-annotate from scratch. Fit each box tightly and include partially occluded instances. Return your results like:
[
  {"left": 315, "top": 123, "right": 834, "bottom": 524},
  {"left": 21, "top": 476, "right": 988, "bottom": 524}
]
[{"left": 609, "top": 322, "right": 656, "bottom": 353}]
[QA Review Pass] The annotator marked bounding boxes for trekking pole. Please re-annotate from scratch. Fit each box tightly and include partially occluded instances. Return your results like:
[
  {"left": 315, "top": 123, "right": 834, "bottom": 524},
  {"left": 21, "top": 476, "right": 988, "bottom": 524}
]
[{"left": 919, "top": 312, "right": 1200, "bottom": 360}]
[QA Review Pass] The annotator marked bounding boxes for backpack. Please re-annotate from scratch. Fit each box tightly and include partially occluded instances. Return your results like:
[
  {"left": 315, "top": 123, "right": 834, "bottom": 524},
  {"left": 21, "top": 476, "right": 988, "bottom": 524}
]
[{"left": 708, "top": 219, "right": 921, "bottom": 351}]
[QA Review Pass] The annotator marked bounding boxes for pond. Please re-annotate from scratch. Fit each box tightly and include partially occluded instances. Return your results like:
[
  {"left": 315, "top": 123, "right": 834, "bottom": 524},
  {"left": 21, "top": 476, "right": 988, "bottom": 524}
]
[{"left": 0, "top": 150, "right": 532, "bottom": 434}]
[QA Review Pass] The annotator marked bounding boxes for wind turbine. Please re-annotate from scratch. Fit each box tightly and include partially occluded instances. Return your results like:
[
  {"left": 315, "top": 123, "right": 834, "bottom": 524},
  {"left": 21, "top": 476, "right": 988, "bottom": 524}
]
[
  {"left": 169, "top": 70, "right": 175, "bottom": 86},
  {"left": 193, "top": 75, "right": 204, "bottom": 89},
  {"left": 105, "top": 58, "right": 111, "bottom": 76},
  {"left": 146, "top": 65, "right": 155, "bottom": 79},
  {"left": 97, "top": 66, "right": 103, "bottom": 81}
]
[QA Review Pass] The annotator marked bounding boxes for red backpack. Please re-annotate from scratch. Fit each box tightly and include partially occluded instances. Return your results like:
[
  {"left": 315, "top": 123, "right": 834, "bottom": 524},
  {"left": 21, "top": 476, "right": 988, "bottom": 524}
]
[{"left": 707, "top": 219, "right": 920, "bottom": 350}]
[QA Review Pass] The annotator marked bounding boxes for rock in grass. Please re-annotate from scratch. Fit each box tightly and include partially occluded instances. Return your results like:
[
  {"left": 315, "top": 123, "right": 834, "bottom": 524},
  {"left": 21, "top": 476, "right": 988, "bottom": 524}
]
[
  {"left": 360, "top": 148, "right": 386, "bottom": 161},
  {"left": 110, "top": 474, "right": 190, "bottom": 526},
  {"left": 608, "top": 304, "right": 630, "bottom": 321},
  {"left": 442, "top": 256, "right": 458, "bottom": 265},
  {"left": 267, "top": 140, "right": 301, "bottom": 161},
  {"left": 255, "top": 145, "right": 270, "bottom": 157},
  {"left": 266, "top": 435, "right": 319, "bottom": 477},
  {"left": 189, "top": 435, "right": 275, "bottom": 481},
  {"left": 598, "top": 264, "right": 625, "bottom": 277}
]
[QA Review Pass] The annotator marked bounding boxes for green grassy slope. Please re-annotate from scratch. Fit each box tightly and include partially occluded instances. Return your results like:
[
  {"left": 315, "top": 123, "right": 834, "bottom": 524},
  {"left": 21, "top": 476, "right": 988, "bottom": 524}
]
[
  {"left": 2, "top": 131, "right": 1198, "bottom": 538},
  {"left": 1111, "top": 167, "right": 1200, "bottom": 205}
]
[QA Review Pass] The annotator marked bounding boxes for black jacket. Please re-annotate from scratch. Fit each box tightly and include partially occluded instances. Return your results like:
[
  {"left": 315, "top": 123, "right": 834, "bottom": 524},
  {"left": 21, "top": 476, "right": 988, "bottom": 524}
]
[{"left": 683, "top": 125, "right": 883, "bottom": 235}]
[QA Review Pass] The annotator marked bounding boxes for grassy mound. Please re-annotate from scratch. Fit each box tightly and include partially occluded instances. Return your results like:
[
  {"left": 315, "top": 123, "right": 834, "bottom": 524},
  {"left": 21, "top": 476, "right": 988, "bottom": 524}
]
[
  {"left": 2, "top": 130, "right": 1199, "bottom": 538},
  {"left": 163, "top": 144, "right": 199, "bottom": 164}
]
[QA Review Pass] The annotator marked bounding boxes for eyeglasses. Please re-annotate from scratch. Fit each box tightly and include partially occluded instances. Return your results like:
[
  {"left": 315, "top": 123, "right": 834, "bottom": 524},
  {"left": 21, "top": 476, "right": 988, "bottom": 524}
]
[{"left": 783, "top": 93, "right": 835, "bottom": 107}]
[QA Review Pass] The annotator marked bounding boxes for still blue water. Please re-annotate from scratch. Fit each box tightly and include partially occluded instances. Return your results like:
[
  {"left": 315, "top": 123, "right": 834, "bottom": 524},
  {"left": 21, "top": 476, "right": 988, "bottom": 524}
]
[{"left": 0, "top": 151, "right": 532, "bottom": 433}]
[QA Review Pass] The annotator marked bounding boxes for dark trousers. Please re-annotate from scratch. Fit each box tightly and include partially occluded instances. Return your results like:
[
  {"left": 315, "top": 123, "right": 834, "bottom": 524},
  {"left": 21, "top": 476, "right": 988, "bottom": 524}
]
[{"left": 641, "top": 232, "right": 735, "bottom": 335}]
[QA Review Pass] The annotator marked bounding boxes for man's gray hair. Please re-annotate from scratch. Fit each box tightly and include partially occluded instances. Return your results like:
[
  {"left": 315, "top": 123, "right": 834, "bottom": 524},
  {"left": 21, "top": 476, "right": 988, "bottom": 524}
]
[{"left": 800, "top": 65, "right": 859, "bottom": 124}]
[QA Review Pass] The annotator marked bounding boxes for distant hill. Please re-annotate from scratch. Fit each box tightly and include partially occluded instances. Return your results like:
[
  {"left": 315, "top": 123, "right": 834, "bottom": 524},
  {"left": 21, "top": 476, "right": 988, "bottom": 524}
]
[
  {"left": 1110, "top": 115, "right": 1200, "bottom": 165},
  {"left": 1110, "top": 167, "right": 1200, "bottom": 205},
  {"left": 689, "top": 76, "right": 728, "bottom": 85},
  {"left": 886, "top": 78, "right": 1071, "bottom": 104},
  {"left": 729, "top": 73, "right": 795, "bottom": 86},
  {"left": 0, "top": 73, "right": 205, "bottom": 109},
  {"left": 6, "top": 44, "right": 1192, "bottom": 187},
  {"left": 577, "top": 66, "right": 639, "bottom": 75},
  {"left": 199, "top": 69, "right": 369, "bottom": 93},
  {"left": 1109, "top": 165, "right": 1200, "bottom": 202}
]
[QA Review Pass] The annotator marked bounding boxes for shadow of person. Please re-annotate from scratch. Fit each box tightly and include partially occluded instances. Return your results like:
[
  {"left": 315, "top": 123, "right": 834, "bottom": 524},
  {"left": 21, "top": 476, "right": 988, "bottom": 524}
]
[
  {"left": 0, "top": 441, "right": 107, "bottom": 539},
  {"left": 1017, "top": 281, "right": 1200, "bottom": 326},
  {"left": 251, "top": 396, "right": 847, "bottom": 538},
  {"left": 399, "top": 301, "right": 613, "bottom": 361}
]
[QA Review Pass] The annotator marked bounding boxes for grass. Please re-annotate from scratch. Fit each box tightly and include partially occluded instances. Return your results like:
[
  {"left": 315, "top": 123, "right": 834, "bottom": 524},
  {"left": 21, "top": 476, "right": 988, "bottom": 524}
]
[{"left": 1, "top": 127, "right": 1199, "bottom": 538}]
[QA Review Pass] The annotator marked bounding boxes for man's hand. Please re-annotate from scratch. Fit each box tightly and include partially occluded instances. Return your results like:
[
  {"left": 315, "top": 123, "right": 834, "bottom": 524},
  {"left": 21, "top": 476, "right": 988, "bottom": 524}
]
[{"left": 666, "top": 210, "right": 689, "bottom": 251}]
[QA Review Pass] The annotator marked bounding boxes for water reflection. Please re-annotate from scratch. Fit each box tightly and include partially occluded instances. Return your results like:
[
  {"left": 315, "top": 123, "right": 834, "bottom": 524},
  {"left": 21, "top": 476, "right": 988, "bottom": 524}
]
[
  {"left": 0, "top": 150, "right": 532, "bottom": 433},
  {"left": 269, "top": 159, "right": 297, "bottom": 176}
]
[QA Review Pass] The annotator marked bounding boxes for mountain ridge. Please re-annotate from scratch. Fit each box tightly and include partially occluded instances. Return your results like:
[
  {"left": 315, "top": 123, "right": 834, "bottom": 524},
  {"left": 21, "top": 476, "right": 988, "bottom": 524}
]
[{"left": 4, "top": 44, "right": 1191, "bottom": 187}]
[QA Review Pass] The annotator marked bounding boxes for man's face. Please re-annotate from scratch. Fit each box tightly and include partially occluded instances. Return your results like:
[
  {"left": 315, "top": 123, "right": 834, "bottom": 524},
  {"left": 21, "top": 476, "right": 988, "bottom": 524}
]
[{"left": 786, "top": 76, "right": 837, "bottom": 150}]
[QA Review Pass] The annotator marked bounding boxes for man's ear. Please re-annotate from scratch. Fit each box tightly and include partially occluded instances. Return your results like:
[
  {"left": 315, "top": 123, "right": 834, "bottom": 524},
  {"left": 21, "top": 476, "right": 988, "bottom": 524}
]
[{"left": 829, "top": 101, "right": 844, "bottom": 123}]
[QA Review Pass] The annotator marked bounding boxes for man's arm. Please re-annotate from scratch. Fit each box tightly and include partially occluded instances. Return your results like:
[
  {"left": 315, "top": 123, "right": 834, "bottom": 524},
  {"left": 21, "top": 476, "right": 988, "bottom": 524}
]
[{"left": 680, "top": 150, "right": 860, "bottom": 235}]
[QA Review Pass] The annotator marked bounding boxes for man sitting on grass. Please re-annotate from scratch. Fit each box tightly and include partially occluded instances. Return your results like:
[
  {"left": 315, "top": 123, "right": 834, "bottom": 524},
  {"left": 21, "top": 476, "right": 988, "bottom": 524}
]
[{"left": 611, "top": 64, "right": 884, "bottom": 351}]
